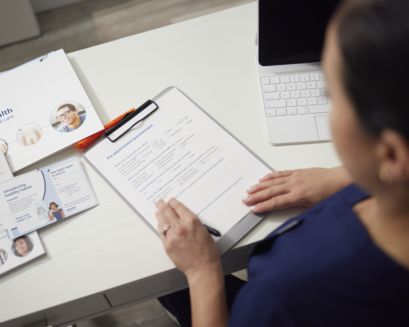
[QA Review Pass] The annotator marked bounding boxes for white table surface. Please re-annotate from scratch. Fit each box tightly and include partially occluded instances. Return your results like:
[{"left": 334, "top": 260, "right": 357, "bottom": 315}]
[{"left": 0, "top": 2, "right": 340, "bottom": 326}]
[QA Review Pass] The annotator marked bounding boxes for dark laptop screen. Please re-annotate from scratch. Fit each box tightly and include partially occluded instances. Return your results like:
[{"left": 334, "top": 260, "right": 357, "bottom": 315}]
[{"left": 258, "top": 0, "right": 340, "bottom": 66}]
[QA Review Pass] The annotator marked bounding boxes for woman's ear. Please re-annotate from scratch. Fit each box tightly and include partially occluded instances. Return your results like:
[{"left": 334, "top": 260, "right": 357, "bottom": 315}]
[{"left": 376, "top": 130, "right": 409, "bottom": 184}]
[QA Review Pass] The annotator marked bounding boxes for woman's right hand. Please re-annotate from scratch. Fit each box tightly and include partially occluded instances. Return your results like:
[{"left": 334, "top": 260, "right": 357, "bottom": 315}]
[{"left": 243, "top": 166, "right": 352, "bottom": 213}]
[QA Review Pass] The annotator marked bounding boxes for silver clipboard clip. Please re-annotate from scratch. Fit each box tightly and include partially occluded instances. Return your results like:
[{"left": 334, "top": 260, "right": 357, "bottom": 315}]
[{"left": 105, "top": 100, "right": 159, "bottom": 142}]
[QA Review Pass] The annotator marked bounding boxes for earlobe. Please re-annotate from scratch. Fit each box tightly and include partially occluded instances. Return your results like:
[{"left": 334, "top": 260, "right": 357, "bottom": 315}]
[{"left": 377, "top": 130, "right": 409, "bottom": 184}]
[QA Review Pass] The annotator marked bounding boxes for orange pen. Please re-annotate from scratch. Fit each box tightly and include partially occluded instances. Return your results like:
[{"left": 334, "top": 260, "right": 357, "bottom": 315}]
[{"left": 75, "top": 108, "right": 136, "bottom": 151}]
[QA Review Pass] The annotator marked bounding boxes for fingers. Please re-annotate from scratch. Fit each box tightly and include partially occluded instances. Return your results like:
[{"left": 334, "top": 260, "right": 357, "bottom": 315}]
[
  {"left": 168, "top": 198, "right": 197, "bottom": 223},
  {"left": 155, "top": 199, "right": 181, "bottom": 240},
  {"left": 243, "top": 185, "right": 288, "bottom": 206},
  {"left": 258, "top": 170, "right": 293, "bottom": 182},
  {"left": 247, "top": 177, "right": 290, "bottom": 194},
  {"left": 155, "top": 199, "right": 180, "bottom": 223},
  {"left": 251, "top": 193, "right": 296, "bottom": 213}
]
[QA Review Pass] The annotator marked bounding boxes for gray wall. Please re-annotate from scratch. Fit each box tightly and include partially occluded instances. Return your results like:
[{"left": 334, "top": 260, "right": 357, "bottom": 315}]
[{"left": 0, "top": 0, "right": 40, "bottom": 46}]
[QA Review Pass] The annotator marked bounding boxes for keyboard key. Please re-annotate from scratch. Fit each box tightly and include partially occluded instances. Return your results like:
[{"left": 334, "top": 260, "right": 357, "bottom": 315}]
[
  {"left": 280, "top": 91, "right": 290, "bottom": 99},
  {"left": 264, "top": 92, "right": 280, "bottom": 101},
  {"left": 277, "top": 84, "right": 286, "bottom": 91},
  {"left": 297, "top": 98, "right": 307, "bottom": 106},
  {"left": 289, "top": 75, "right": 299, "bottom": 82},
  {"left": 287, "top": 83, "right": 296, "bottom": 91},
  {"left": 300, "top": 75, "right": 310, "bottom": 82},
  {"left": 270, "top": 77, "right": 280, "bottom": 84},
  {"left": 301, "top": 90, "right": 311, "bottom": 98},
  {"left": 267, "top": 100, "right": 287, "bottom": 108},
  {"left": 310, "top": 73, "right": 320, "bottom": 81},
  {"left": 291, "top": 90, "right": 300, "bottom": 98},
  {"left": 287, "top": 108, "right": 297, "bottom": 115},
  {"left": 264, "top": 93, "right": 276, "bottom": 100},
  {"left": 309, "top": 105, "right": 329, "bottom": 114},
  {"left": 297, "top": 107, "right": 309, "bottom": 114},
  {"left": 308, "top": 97, "right": 317, "bottom": 105},
  {"left": 262, "top": 85, "right": 276, "bottom": 92},
  {"left": 265, "top": 92, "right": 280, "bottom": 100},
  {"left": 287, "top": 99, "right": 297, "bottom": 107},
  {"left": 296, "top": 83, "right": 306, "bottom": 90},
  {"left": 280, "top": 76, "right": 290, "bottom": 83},
  {"left": 317, "top": 81, "right": 326, "bottom": 88},
  {"left": 311, "top": 89, "right": 320, "bottom": 97},
  {"left": 317, "top": 97, "right": 328, "bottom": 105},
  {"left": 277, "top": 109, "right": 287, "bottom": 116},
  {"left": 265, "top": 109, "right": 277, "bottom": 117},
  {"left": 320, "top": 89, "right": 328, "bottom": 97},
  {"left": 261, "top": 77, "right": 270, "bottom": 85},
  {"left": 307, "top": 81, "right": 316, "bottom": 89},
  {"left": 318, "top": 73, "right": 325, "bottom": 80}
]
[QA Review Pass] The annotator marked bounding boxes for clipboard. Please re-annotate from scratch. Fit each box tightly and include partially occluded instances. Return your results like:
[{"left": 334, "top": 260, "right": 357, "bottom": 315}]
[{"left": 85, "top": 87, "right": 273, "bottom": 254}]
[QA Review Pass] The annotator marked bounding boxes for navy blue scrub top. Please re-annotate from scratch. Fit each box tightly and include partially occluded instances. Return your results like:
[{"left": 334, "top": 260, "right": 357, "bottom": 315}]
[{"left": 229, "top": 184, "right": 409, "bottom": 326}]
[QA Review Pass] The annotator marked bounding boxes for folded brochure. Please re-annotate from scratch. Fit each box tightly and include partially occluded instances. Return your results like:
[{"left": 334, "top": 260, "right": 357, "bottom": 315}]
[
  {"left": 0, "top": 49, "right": 103, "bottom": 172},
  {"left": 0, "top": 157, "right": 98, "bottom": 239},
  {"left": 0, "top": 152, "right": 44, "bottom": 276}
]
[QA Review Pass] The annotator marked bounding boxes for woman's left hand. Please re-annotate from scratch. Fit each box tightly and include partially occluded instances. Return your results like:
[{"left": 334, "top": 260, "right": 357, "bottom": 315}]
[{"left": 155, "top": 198, "right": 221, "bottom": 280}]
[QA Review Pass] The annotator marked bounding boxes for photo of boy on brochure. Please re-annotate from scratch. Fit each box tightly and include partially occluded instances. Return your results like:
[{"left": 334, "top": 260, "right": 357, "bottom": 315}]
[{"left": 51, "top": 102, "right": 87, "bottom": 133}]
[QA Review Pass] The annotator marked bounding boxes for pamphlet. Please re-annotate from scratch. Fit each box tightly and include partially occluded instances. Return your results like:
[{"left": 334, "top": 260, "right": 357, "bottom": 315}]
[
  {"left": 0, "top": 226, "right": 45, "bottom": 276},
  {"left": 0, "top": 49, "right": 103, "bottom": 172},
  {"left": 0, "top": 158, "right": 98, "bottom": 239},
  {"left": 0, "top": 152, "right": 45, "bottom": 276}
]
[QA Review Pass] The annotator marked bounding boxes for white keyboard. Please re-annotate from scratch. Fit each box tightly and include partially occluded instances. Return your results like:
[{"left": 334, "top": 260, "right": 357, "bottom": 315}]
[{"left": 260, "top": 72, "right": 330, "bottom": 117}]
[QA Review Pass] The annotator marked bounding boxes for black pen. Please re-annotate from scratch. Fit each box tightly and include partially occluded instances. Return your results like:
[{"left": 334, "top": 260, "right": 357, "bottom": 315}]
[{"left": 203, "top": 224, "right": 222, "bottom": 237}]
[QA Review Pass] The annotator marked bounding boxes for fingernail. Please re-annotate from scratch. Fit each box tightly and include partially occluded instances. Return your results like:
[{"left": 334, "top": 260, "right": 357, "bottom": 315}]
[
  {"left": 249, "top": 205, "right": 256, "bottom": 212},
  {"left": 242, "top": 197, "right": 249, "bottom": 203}
]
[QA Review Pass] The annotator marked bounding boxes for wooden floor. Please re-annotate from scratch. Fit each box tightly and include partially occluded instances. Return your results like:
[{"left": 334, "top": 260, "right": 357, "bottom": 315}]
[
  {"left": 0, "top": 0, "right": 251, "bottom": 72},
  {"left": 0, "top": 1, "right": 251, "bottom": 326}
]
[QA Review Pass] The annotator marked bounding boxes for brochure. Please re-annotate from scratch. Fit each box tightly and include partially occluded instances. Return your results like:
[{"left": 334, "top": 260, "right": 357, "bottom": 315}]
[
  {"left": 0, "top": 226, "right": 45, "bottom": 276},
  {"left": 0, "top": 158, "right": 98, "bottom": 239},
  {"left": 0, "top": 152, "right": 45, "bottom": 276},
  {"left": 0, "top": 49, "right": 103, "bottom": 172}
]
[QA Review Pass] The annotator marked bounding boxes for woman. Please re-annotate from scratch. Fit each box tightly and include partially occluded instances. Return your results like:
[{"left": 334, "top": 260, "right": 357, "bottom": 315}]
[
  {"left": 48, "top": 202, "right": 65, "bottom": 221},
  {"left": 12, "top": 236, "right": 34, "bottom": 257},
  {"left": 155, "top": 0, "right": 409, "bottom": 326}
]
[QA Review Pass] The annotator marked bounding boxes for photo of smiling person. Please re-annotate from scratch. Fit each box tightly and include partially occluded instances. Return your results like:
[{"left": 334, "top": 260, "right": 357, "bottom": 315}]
[
  {"left": 52, "top": 102, "right": 86, "bottom": 133},
  {"left": 48, "top": 202, "right": 65, "bottom": 221},
  {"left": 11, "top": 236, "right": 34, "bottom": 258}
]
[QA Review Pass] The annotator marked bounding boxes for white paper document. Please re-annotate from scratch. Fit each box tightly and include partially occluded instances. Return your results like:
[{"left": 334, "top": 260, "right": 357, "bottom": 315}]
[
  {"left": 0, "top": 50, "right": 103, "bottom": 172},
  {"left": 86, "top": 88, "right": 271, "bottom": 235},
  {"left": 0, "top": 158, "right": 98, "bottom": 239}
]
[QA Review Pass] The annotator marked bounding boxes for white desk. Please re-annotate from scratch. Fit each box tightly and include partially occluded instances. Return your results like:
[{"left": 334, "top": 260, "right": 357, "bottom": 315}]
[{"left": 0, "top": 3, "right": 340, "bottom": 326}]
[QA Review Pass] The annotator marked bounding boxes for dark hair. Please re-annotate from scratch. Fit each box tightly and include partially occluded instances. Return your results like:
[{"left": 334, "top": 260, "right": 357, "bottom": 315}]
[
  {"left": 49, "top": 201, "right": 60, "bottom": 210},
  {"left": 57, "top": 103, "right": 76, "bottom": 112},
  {"left": 335, "top": 0, "right": 409, "bottom": 139},
  {"left": 11, "top": 236, "right": 34, "bottom": 257}
]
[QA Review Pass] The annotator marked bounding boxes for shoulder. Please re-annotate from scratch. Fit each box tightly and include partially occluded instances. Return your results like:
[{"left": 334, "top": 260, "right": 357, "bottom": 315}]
[{"left": 79, "top": 113, "right": 86, "bottom": 122}]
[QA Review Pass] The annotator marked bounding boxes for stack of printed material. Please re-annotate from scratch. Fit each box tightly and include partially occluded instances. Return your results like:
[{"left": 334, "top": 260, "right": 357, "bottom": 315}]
[
  {"left": 0, "top": 50, "right": 101, "bottom": 275},
  {"left": 0, "top": 49, "right": 103, "bottom": 172},
  {"left": 0, "top": 155, "right": 98, "bottom": 275}
]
